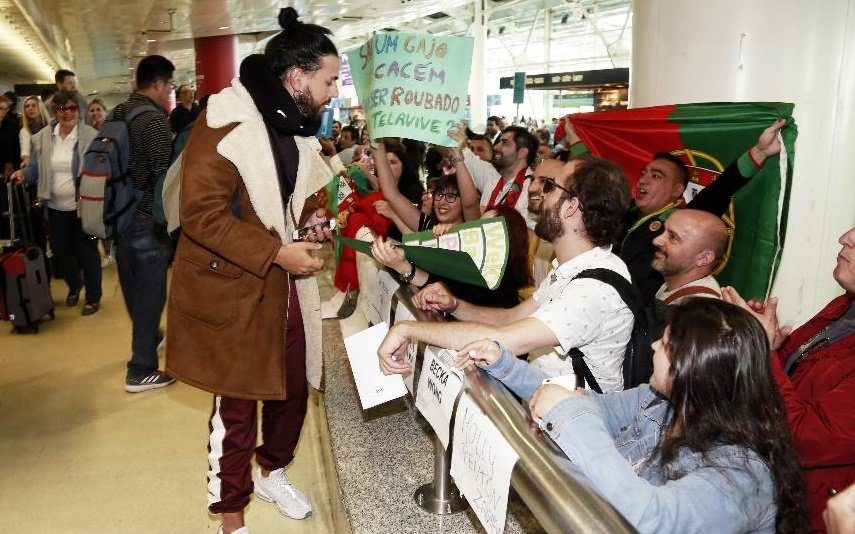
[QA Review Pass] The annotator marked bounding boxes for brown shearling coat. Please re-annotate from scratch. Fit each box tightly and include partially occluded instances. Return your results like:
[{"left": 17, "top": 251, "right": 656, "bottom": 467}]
[{"left": 165, "top": 79, "right": 329, "bottom": 400}]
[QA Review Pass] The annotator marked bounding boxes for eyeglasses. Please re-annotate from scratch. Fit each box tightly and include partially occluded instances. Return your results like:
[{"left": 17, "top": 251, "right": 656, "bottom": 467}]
[
  {"left": 542, "top": 177, "right": 573, "bottom": 196},
  {"left": 434, "top": 192, "right": 459, "bottom": 202},
  {"left": 56, "top": 105, "right": 79, "bottom": 114}
]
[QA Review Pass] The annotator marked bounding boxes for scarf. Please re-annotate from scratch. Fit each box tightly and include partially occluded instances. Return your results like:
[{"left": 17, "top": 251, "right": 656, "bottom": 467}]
[
  {"left": 488, "top": 168, "right": 528, "bottom": 208},
  {"left": 239, "top": 54, "right": 321, "bottom": 137}
]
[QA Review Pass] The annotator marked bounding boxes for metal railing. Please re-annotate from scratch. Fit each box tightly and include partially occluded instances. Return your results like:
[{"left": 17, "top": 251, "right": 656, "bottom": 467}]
[{"left": 390, "top": 285, "right": 636, "bottom": 534}]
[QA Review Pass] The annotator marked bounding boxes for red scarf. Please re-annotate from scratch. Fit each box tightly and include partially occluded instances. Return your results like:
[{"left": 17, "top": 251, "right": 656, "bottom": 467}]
[{"left": 487, "top": 168, "right": 528, "bottom": 208}]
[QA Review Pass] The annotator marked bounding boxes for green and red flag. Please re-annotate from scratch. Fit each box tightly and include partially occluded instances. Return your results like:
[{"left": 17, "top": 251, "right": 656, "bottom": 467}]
[{"left": 569, "top": 102, "right": 797, "bottom": 299}]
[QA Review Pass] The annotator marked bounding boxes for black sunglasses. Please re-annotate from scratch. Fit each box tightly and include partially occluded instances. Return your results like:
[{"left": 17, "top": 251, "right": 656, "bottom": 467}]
[
  {"left": 56, "top": 105, "right": 79, "bottom": 114},
  {"left": 542, "top": 177, "right": 573, "bottom": 196}
]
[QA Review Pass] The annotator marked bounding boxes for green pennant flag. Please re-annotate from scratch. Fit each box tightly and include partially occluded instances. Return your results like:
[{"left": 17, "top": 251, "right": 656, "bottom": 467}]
[{"left": 338, "top": 217, "right": 509, "bottom": 289}]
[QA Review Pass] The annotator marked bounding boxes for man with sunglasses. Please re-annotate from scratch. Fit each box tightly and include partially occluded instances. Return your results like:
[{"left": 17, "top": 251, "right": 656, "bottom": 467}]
[
  {"left": 378, "top": 158, "right": 635, "bottom": 393},
  {"left": 113, "top": 55, "right": 178, "bottom": 393}
]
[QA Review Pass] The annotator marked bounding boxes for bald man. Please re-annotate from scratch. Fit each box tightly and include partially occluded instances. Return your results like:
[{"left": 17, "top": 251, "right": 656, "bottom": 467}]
[{"left": 651, "top": 209, "right": 728, "bottom": 304}]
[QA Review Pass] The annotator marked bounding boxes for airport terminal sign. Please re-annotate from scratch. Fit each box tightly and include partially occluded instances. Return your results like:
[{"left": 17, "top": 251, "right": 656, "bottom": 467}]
[{"left": 347, "top": 33, "right": 474, "bottom": 146}]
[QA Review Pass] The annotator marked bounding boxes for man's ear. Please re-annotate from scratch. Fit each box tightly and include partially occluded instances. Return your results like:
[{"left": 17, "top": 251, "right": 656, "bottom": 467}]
[
  {"left": 561, "top": 196, "right": 580, "bottom": 221},
  {"left": 672, "top": 180, "right": 686, "bottom": 200},
  {"left": 284, "top": 67, "right": 305, "bottom": 92},
  {"left": 696, "top": 248, "right": 715, "bottom": 267}
]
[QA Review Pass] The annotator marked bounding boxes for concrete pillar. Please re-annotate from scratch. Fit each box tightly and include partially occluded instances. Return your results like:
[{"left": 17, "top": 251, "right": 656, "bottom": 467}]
[
  {"left": 469, "top": 0, "right": 488, "bottom": 132},
  {"left": 194, "top": 35, "right": 238, "bottom": 98},
  {"left": 631, "top": 0, "right": 855, "bottom": 325}
]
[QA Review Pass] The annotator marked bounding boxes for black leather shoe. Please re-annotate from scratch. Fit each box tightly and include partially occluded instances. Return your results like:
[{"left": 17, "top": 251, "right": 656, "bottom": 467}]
[
  {"left": 81, "top": 302, "right": 100, "bottom": 316},
  {"left": 66, "top": 290, "right": 81, "bottom": 307}
]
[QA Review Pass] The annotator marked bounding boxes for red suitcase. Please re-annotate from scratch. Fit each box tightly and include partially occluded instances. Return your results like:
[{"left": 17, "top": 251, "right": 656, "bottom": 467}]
[{"left": 0, "top": 183, "right": 55, "bottom": 333}]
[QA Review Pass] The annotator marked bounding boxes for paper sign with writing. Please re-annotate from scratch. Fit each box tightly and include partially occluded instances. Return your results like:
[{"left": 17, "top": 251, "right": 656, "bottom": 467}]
[
  {"left": 402, "top": 217, "right": 509, "bottom": 289},
  {"left": 377, "top": 269, "right": 399, "bottom": 326},
  {"left": 347, "top": 33, "right": 474, "bottom": 146},
  {"left": 451, "top": 393, "right": 518, "bottom": 534},
  {"left": 415, "top": 346, "right": 463, "bottom": 448},
  {"left": 394, "top": 301, "right": 418, "bottom": 395},
  {"left": 343, "top": 323, "right": 408, "bottom": 409}
]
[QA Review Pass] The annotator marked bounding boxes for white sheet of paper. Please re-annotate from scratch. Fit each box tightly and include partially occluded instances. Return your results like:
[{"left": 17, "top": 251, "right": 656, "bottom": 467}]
[
  {"left": 377, "top": 269, "right": 398, "bottom": 325},
  {"left": 415, "top": 346, "right": 463, "bottom": 448},
  {"left": 343, "top": 323, "right": 408, "bottom": 410},
  {"left": 451, "top": 393, "right": 519, "bottom": 534},
  {"left": 394, "top": 301, "right": 418, "bottom": 394}
]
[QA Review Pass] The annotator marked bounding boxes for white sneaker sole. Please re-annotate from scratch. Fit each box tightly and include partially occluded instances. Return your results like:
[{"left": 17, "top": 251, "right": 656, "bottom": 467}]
[
  {"left": 254, "top": 485, "right": 312, "bottom": 520},
  {"left": 124, "top": 379, "right": 175, "bottom": 393}
]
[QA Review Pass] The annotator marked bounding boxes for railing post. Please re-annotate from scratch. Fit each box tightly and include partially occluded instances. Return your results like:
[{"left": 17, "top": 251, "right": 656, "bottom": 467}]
[{"left": 413, "top": 434, "right": 467, "bottom": 514}]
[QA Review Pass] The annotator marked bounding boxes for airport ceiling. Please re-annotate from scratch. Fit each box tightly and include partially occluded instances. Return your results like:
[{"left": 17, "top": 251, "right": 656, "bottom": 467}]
[{"left": 0, "top": 0, "right": 631, "bottom": 95}]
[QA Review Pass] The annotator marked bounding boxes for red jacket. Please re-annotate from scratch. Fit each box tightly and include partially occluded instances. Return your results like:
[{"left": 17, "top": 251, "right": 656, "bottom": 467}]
[{"left": 771, "top": 293, "right": 855, "bottom": 532}]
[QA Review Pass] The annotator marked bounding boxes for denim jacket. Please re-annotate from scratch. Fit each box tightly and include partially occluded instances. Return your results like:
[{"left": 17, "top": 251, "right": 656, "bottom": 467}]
[{"left": 483, "top": 347, "right": 778, "bottom": 533}]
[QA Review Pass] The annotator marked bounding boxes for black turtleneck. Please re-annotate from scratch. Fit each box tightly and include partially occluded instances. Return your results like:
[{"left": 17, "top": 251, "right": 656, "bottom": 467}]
[{"left": 239, "top": 54, "right": 321, "bottom": 214}]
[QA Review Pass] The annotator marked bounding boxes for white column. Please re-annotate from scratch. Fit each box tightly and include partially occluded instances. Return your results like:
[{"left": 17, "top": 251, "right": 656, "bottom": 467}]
[
  {"left": 631, "top": 0, "right": 855, "bottom": 326},
  {"left": 469, "top": 0, "right": 488, "bottom": 132},
  {"left": 543, "top": 9, "right": 553, "bottom": 123}
]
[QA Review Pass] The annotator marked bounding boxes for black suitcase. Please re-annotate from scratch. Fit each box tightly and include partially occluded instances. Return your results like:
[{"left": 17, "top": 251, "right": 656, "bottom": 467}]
[{"left": 0, "top": 183, "right": 55, "bottom": 333}]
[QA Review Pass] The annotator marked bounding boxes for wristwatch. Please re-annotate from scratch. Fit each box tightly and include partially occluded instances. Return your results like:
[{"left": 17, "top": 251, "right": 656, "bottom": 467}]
[{"left": 399, "top": 262, "right": 417, "bottom": 284}]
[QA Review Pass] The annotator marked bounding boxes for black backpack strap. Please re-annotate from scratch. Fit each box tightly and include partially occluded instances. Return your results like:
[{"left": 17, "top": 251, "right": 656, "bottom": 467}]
[
  {"left": 563, "top": 268, "right": 641, "bottom": 394},
  {"left": 569, "top": 347, "right": 603, "bottom": 394},
  {"left": 572, "top": 268, "right": 643, "bottom": 314}
]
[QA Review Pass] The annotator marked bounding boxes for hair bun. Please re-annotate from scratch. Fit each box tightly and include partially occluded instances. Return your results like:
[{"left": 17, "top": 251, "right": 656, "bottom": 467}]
[{"left": 278, "top": 7, "right": 300, "bottom": 29}]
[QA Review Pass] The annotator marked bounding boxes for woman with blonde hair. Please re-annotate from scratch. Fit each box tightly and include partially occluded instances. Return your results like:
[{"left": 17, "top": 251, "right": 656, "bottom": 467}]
[{"left": 19, "top": 95, "right": 50, "bottom": 168}]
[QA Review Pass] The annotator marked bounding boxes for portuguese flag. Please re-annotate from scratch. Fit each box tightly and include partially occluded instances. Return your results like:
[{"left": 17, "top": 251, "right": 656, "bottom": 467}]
[{"left": 569, "top": 102, "right": 797, "bottom": 299}]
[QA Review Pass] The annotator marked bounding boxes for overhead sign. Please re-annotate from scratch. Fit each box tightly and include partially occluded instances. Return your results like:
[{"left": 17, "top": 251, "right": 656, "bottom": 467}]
[
  {"left": 500, "top": 67, "right": 629, "bottom": 91},
  {"left": 346, "top": 32, "right": 474, "bottom": 146},
  {"left": 512, "top": 71, "right": 526, "bottom": 104}
]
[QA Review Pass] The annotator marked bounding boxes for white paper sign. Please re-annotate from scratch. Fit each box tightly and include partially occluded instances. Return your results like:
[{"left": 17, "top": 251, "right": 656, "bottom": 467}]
[
  {"left": 415, "top": 346, "right": 463, "bottom": 448},
  {"left": 451, "top": 393, "right": 518, "bottom": 534},
  {"left": 377, "top": 269, "right": 398, "bottom": 325},
  {"left": 394, "top": 301, "right": 419, "bottom": 394},
  {"left": 343, "top": 323, "right": 408, "bottom": 409}
]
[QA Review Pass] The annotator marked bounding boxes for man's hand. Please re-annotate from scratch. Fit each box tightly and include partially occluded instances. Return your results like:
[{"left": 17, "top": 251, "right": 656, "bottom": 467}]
[
  {"left": 529, "top": 384, "right": 583, "bottom": 424},
  {"left": 377, "top": 323, "right": 414, "bottom": 374},
  {"left": 299, "top": 208, "right": 333, "bottom": 243},
  {"left": 749, "top": 118, "right": 787, "bottom": 166},
  {"left": 454, "top": 339, "right": 501, "bottom": 370},
  {"left": 318, "top": 137, "right": 336, "bottom": 157},
  {"left": 563, "top": 117, "right": 581, "bottom": 147},
  {"left": 413, "top": 282, "right": 457, "bottom": 313},
  {"left": 448, "top": 121, "right": 468, "bottom": 147},
  {"left": 8, "top": 169, "right": 24, "bottom": 184},
  {"left": 721, "top": 286, "right": 791, "bottom": 350},
  {"left": 274, "top": 241, "right": 324, "bottom": 276},
  {"left": 824, "top": 483, "right": 855, "bottom": 534}
]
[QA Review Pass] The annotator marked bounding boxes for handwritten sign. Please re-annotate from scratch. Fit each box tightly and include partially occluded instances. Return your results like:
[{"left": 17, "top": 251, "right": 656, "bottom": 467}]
[
  {"left": 346, "top": 33, "right": 474, "bottom": 146},
  {"left": 394, "top": 301, "right": 419, "bottom": 395},
  {"left": 402, "top": 217, "right": 509, "bottom": 289},
  {"left": 415, "top": 346, "right": 463, "bottom": 448},
  {"left": 343, "top": 323, "right": 408, "bottom": 409},
  {"left": 451, "top": 393, "right": 518, "bottom": 534}
]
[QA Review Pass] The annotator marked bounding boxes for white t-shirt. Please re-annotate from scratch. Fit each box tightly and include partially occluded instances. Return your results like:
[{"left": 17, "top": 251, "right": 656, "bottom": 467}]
[
  {"left": 48, "top": 123, "right": 78, "bottom": 212},
  {"left": 529, "top": 246, "right": 635, "bottom": 393},
  {"left": 656, "top": 275, "right": 721, "bottom": 305}
]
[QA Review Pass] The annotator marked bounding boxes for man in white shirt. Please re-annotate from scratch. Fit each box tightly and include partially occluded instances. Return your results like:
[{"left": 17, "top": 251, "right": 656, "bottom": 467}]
[
  {"left": 652, "top": 209, "right": 728, "bottom": 305},
  {"left": 377, "top": 158, "right": 634, "bottom": 393}
]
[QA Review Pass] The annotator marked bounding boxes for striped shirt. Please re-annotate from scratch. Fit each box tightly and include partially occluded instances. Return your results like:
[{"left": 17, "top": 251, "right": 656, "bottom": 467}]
[{"left": 114, "top": 93, "right": 172, "bottom": 217}]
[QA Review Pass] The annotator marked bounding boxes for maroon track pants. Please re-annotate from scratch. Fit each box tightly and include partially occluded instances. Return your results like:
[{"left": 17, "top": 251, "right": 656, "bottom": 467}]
[{"left": 206, "top": 285, "right": 308, "bottom": 514}]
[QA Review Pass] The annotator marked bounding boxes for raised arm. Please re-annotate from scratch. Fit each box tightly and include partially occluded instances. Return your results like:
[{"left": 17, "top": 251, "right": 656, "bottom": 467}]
[
  {"left": 373, "top": 140, "right": 421, "bottom": 231},
  {"left": 447, "top": 123, "right": 486, "bottom": 221}
]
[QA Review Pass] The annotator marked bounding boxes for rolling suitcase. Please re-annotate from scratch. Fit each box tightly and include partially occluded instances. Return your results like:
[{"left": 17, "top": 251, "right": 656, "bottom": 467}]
[{"left": 0, "top": 183, "right": 55, "bottom": 333}]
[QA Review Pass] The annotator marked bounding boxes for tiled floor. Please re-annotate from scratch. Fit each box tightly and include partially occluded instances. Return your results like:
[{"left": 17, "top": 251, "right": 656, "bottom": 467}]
[{"left": 0, "top": 264, "right": 349, "bottom": 533}]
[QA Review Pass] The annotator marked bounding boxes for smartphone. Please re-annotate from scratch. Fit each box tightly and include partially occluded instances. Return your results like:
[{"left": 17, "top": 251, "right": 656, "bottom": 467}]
[{"left": 293, "top": 218, "right": 337, "bottom": 241}]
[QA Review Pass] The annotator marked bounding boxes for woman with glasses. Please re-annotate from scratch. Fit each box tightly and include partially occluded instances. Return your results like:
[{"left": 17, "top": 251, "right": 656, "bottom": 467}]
[
  {"left": 457, "top": 298, "right": 808, "bottom": 533},
  {"left": 10, "top": 90, "right": 102, "bottom": 315}
]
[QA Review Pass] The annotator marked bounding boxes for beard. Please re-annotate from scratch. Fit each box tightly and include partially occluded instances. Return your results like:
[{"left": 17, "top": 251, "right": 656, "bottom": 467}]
[
  {"left": 293, "top": 88, "right": 326, "bottom": 120},
  {"left": 534, "top": 203, "right": 563, "bottom": 242}
]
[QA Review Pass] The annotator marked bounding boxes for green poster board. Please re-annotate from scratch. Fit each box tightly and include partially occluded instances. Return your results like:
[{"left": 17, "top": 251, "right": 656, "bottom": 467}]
[
  {"left": 339, "top": 217, "right": 509, "bottom": 289},
  {"left": 346, "top": 33, "right": 474, "bottom": 147}
]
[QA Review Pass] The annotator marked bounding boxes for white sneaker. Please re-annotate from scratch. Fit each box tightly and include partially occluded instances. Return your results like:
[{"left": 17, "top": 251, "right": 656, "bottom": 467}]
[
  {"left": 216, "top": 526, "right": 249, "bottom": 534},
  {"left": 253, "top": 468, "right": 312, "bottom": 519}
]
